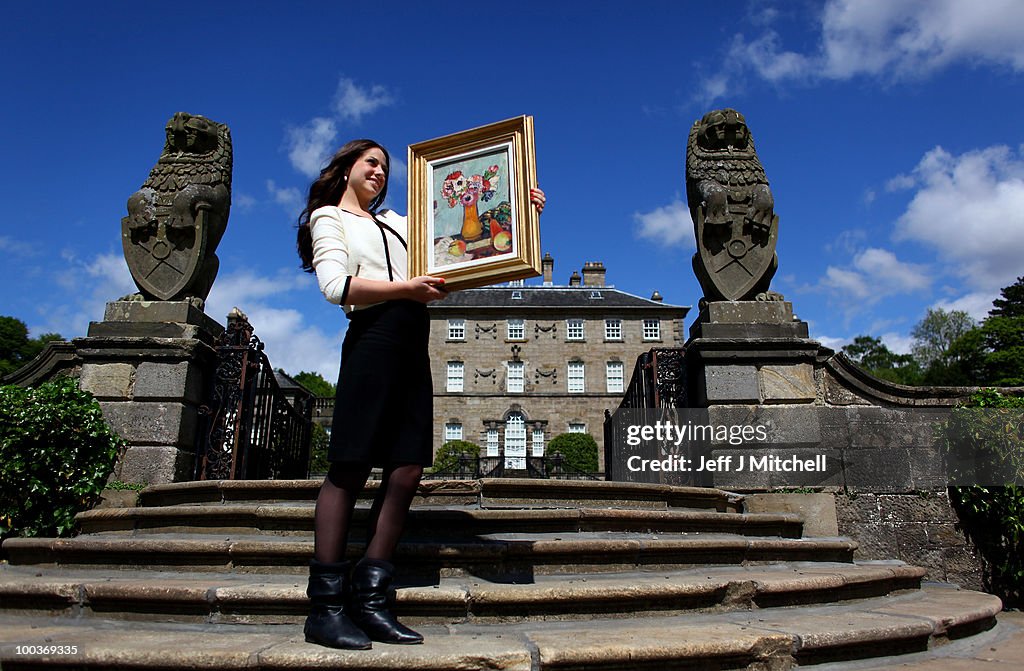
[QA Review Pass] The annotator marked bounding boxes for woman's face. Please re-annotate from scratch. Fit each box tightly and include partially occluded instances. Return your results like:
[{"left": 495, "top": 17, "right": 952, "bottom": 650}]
[{"left": 346, "top": 147, "right": 389, "bottom": 202}]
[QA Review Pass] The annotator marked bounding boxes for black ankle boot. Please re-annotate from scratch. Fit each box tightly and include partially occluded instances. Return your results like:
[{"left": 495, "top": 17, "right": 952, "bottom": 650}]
[
  {"left": 349, "top": 558, "right": 424, "bottom": 644},
  {"left": 304, "top": 559, "right": 372, "bottom": 650}
]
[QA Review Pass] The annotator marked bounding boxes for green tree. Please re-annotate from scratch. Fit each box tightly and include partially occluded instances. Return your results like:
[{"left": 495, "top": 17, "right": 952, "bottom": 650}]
[
  {"left": 911, "top": 308, "right": 976, "bottom": 370},
  {"left": 547, "top": 433, "right": 599, "bottom": 472},
  {"left": 433, "top": 440, "right": 481, "bottom": 474},
  {"left": 979, "top": 277, "right": 1024, "bottom": 386},
  {"left": 0, "top": 316, "right": 63, "bottom": 377},
  {"left": 991, "top": 276, "right": 1024, "bottom": 318},
  {"left": 941, "top": 278, "right": 1024, "bottom": 386},
  {"left": 841, "top": 335, "right": 921, "bottom": 385},
  {"left": 292, "top": 371, "right": 335, "bottom": 398}
]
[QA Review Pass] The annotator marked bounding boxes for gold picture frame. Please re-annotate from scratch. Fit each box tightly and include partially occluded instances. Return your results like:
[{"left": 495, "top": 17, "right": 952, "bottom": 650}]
[{"left": 408, "top": 115, "right": 541, "bottom": 291}]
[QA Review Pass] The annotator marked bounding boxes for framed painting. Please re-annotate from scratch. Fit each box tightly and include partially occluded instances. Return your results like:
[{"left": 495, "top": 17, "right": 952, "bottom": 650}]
[{"left": 408, "top": 116, "right": 541, "bottom": 291}]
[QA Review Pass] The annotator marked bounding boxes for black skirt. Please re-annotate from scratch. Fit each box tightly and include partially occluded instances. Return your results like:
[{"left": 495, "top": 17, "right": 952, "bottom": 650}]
[{"left": 327, "top": 300, "right": 433, "bottom": 467}]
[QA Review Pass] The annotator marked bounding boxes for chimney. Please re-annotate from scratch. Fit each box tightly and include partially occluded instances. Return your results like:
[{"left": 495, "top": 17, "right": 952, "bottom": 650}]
[
  {"left": 651, "top": 290, "right": 663, "bottom": 302},
  {"left": 582, "top": 261, "right": 606, "bottom": 287},
  {"left": 542, "top": 252, "right": 554, "bottom": 286},
  {"left": 569, "top": 271, "right": 581, "bottom": 287}
]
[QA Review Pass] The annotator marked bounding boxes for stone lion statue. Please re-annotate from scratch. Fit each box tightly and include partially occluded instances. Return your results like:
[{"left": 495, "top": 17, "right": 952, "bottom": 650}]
[
  {"left": 121, "top": 112, "right": 232, "bottom": 307},
  {"left": 686, "top": 108, "right": 781, "bottom": 304}
]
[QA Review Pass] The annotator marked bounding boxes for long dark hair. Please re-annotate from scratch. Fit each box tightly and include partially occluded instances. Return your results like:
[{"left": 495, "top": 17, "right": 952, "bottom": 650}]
[{"left": 296, "top": 139, "right": 391, "bottom": 273}]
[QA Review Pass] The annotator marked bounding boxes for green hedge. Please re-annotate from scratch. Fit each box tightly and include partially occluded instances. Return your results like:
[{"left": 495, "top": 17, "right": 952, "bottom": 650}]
[
  {"left": 308, "top": 423, "right": 330, "bottom": 475},
  {"left": 0, "top": 376, "right": 125, "bottom": 542},
  {"left": 433, "top": 440, "right": 481, "bottom": 473},
  {"left": 547, "top": 432, "right": 599, "bottom": 472},
  {"left": 945, "top": 389, "right": 1024, "bottom": 606}
]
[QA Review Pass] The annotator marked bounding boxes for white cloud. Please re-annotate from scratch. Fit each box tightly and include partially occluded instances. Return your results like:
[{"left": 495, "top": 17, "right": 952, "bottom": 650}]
[
  {"left": 821, "top": 247, "right": 930, "bottom": 303},
  {"left": 286, "top": 117, "right": 337, "bottom": 178},
  {"left": 35, "top": 251, "right": 136, "bottom": 338},
  {"left": 935, "top": 291, "right": 999, "bottom": 322},
  {"left": 815, "top": 333, "right": 849, "bottom": 352},
  {"left": 698, "top": 0, "right": 1024, "bottom": 103},
  {"left": 234, "top": 193, "right": 257, "bottom": 211},
  {"left": 334, "top": 77, "right": 394, "bottom": 123},
  {"left": 893, "top": 144, "right": 1024, "bottom": 293},
  {"left": 821, "top": 0, "right": 1024, "bottom": 78},
  {"left": 885, "top": 174, "right": 916, "bottom": 192},
  {"left": 0, "top": 236, "right": 37, "bottom": 257},
  {"left": 879, "top": 331, "right": 913, "bottom": 355},
  {"left": 205, "top": 269, "right": 343, "bottom": 379},
  {"left": 266, "top": 179, "right": 303, "bottom": 211},
  {"left": 633, "top": 200, "right": 695, "bottom": 249},
  {"left": 285, "top": 77, "right": 396, "bottom": 178}
]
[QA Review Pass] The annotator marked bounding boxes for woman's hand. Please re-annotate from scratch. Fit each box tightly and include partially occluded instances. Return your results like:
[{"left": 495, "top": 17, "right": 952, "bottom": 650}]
[
  {"left": 530, "top": 187, "right": 546, "bottom": 214},
  {"left": 403, "top": 275, "right": 448, "bottom": 303}
]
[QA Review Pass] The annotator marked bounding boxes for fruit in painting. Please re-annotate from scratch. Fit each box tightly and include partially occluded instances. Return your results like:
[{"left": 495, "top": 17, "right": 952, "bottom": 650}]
[
  {"left": 448, "top": 239, "right": 467, "bottom": 256},
  {"left": 489, "top": 220, "right": 503, "bottom": 238},
  {"left": 492, "top": 231, "right": 512, "bottom": 251}
]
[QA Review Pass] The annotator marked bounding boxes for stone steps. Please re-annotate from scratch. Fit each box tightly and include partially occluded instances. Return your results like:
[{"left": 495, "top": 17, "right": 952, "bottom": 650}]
[
  {"left": 136, "top": 478, "right": 743, "bottom": 511},
  {"left": 0, "top": 586, "right": 1002, "bottom": 670},
  {"left": 2, "top": 532, "right": 858, "bottom": 578},
  {"left": 75, "top": 504, "right": 805, "bottom": 538},
  {"left": 0, "top": 561, "right": 925, "bottom": 624},
  {"left": 0, "top": 478, "right": 1003, "bottom": 669}
]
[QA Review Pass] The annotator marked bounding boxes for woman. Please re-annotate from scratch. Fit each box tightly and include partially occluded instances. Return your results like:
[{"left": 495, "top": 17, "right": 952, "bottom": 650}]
[{"left": 296, "top": 139, "right": 544, "bottom": 650}]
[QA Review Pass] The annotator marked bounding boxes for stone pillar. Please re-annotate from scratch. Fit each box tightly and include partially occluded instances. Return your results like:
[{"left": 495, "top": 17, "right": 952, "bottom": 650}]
[
  {"left": 687, "top": 301, "right": 815, "bottom": 406},
  {"left": 684, "top": 301, "right": 841, "bottom": 491},
  {"left": 75, "top": 301, "right": 223, "bottom": 485}
]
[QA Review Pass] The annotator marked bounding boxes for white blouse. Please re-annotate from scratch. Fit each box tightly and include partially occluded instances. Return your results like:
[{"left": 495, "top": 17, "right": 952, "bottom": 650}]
[{"left": 309, "top": 206, "right": 409, "bottom": 313}]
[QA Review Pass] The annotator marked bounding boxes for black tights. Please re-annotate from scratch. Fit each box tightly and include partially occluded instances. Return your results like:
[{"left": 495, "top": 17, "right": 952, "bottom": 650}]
[{"left": 312, "top": 461, "right": 423, "bottom": 564}]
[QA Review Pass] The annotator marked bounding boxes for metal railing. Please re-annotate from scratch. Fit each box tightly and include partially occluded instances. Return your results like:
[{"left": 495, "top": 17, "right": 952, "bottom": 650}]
[
  {"left": 423, "top": 454, "right": 599, "bottom": 481},
  {"left": 195, "top": 310, "right": 313, "bottom": 480}
]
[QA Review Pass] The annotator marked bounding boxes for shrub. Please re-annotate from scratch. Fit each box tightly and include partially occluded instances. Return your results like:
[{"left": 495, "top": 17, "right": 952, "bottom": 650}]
[
  {"left": 433, "top": 440, "right": 481, "bottom": 473},
  {"left": 547, "top": 432, "right": 599, "bottom": 472},
  {"left": 308, "top": 423, "right": 330, "bottom": 476},
  {"left": 0, "top": 376, "right": 126, "bottom": 542},
  {"left": 945, "top": 389, "right": 1024, "bottom": 606}
]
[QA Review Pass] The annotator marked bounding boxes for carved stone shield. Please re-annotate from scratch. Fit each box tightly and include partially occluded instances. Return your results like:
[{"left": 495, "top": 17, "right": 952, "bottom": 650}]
[
  {"left": 692, "top": 189, "right": 778, "bottom": 302},
  {"left": 121, "top": 201, "right": 207, "bottom": 301}
]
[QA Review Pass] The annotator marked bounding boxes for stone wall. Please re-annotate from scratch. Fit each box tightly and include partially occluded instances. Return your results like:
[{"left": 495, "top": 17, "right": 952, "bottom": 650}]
[
  {"left": 76, "top": 301, "right": 221, "bottom": 485},
  {"left": 835, "top": 491, "right": 981, "bottom": 589}
]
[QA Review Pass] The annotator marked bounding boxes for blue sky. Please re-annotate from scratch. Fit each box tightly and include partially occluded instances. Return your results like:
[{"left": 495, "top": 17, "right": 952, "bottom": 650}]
[{"left": 2, "top": 1, "right": 1023, "bottom": 379}]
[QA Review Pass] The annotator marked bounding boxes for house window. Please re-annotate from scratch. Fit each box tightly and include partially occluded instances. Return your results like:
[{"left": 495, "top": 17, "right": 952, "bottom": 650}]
[
  {"left": 447, "top": 319, "right": 465, "bottom": 340},
  {"left": 568, "top": 362, "right": 585, "bottom": 393},
  {"left": 504, "top": 413, "right": 527, "bottom": 469},
  {"left": 643, "top": 318, "right": 661, "bottom": 341},
  {"left": 566, "top": 319, "right": 584, "bottom": 341},
  {"left": 486, "top": 428, "right": 499, "bottom": 456},
  {"left": 604, "top": 318, "right": 622, "bottom": 340},
  {"left": 507, "top": 361, "right": 524, "bottom": 393},
  {"left": 444, "top": 422, "right": 463, "bottom": 442},
  {"left": 532, "top": 428, "right": 545, "bottom": 456},
  {"left": 507, "top": 318, "right": 525, "bottom": 340},
  {"left": 446, "top": 361, "right": 464, "bottom": 392},
  {"left": 606, "top": 361, "right": 624, "bottom": 393},
  {"left": 569, "top": 423, "right": 587, "bottom": 434}
]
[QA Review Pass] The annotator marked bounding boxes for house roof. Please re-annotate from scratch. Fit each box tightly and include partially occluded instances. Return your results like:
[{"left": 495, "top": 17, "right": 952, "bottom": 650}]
[{"left": 427, "top": 286, "right": 690, "bottom": 313}]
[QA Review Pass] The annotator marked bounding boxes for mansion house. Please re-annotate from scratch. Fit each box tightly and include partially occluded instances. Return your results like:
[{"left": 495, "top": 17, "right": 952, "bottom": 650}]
[{"left": 428, "top": 255, "right": 689, "bottom": 472}]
